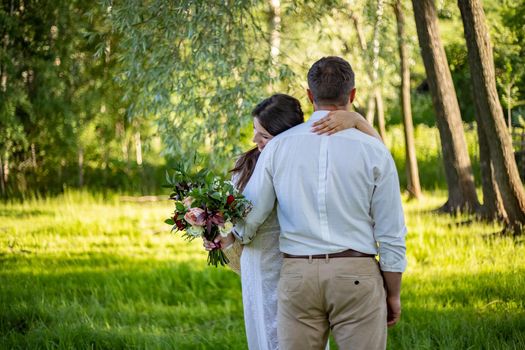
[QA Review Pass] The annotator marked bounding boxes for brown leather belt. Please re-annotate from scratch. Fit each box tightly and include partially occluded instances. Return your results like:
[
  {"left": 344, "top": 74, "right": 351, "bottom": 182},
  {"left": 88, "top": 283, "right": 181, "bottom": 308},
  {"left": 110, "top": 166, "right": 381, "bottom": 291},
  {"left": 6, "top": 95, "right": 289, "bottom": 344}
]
[{"left": 283, "top": 249, "right": 375, "bottom": 259}]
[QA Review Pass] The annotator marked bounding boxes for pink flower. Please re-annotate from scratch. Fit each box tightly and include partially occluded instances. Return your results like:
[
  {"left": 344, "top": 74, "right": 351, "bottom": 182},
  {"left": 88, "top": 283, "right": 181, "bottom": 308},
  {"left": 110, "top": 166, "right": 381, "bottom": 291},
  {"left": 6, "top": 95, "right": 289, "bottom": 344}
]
[
  {"left": 209, "top": 212, "right": 225, "bottom": 226},
  {"left": 182, "top": 196, "right": 194, "bottom": 208},
  {"left": 184, "top": 207, "right": 207, "bottom": 226}
]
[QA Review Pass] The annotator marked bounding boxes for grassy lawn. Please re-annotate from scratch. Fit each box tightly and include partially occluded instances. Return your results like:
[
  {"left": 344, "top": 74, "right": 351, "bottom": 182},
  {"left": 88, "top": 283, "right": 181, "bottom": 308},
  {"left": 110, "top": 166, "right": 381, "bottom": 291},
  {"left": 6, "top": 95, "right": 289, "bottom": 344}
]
[{"left": 1, "top": 191, "right": 524, "bottom": 349}]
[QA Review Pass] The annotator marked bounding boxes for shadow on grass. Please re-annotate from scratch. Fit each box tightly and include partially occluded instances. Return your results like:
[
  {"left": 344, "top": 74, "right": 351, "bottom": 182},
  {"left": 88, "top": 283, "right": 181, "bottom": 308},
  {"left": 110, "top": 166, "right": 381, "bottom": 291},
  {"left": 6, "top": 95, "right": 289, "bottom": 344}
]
[
  {"left": 389, "top": 305, "right": 525, "bottom": 350},
  {"left": 403, "top": 269, "right": 525, "bottom": 305},
  {"left": 0, "top": 208, "right": 54, "bottom": 218},
  {"left": 2, "top": 253, "right": 524, "bottom": 349},
  {"left": 0, "top": 253, "right": 244, "bottom": 349},
  {"left": 390, "top": 270, "right": 525, "bottom": 350}
]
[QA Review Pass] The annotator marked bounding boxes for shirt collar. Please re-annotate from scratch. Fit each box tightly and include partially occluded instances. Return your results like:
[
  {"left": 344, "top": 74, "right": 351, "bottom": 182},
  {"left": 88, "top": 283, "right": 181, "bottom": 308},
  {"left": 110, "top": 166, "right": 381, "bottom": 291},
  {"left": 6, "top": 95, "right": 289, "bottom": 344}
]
[{"left": 307, "top": 110, "right": 331, "bottom": 124}]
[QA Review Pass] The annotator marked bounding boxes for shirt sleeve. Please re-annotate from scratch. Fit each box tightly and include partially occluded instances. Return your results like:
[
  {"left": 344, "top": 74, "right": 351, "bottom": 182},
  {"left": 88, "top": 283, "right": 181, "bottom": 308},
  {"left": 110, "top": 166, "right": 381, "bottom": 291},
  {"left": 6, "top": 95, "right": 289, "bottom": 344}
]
[
  {"left": 370, "top": 154, "right": 407, "bottom": 272},
  {"left": 233, "top": 142, "right": 277, "bottom": 244}
]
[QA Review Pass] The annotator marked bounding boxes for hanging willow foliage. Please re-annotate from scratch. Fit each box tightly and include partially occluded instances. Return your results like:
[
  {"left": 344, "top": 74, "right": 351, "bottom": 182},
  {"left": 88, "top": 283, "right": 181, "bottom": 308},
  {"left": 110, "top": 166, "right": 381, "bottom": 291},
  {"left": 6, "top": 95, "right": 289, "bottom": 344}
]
[{"left": 103, "top": 0, "right": 296, "bottom": 173}]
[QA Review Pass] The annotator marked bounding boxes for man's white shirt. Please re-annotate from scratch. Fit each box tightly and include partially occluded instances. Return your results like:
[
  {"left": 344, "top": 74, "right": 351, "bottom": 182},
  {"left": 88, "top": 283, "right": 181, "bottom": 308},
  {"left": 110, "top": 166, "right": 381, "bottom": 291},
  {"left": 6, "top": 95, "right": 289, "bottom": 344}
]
[{"left": 234, "top": 110, "right": 407, "bottom": 273}]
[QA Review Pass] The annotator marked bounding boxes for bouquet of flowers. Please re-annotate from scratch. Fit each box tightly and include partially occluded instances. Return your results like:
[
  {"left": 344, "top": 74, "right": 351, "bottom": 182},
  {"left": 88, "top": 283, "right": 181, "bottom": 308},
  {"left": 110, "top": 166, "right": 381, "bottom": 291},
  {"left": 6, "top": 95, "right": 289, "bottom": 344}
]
[{"left": 165, "top": 166, "right": 252, "bottom": 267}]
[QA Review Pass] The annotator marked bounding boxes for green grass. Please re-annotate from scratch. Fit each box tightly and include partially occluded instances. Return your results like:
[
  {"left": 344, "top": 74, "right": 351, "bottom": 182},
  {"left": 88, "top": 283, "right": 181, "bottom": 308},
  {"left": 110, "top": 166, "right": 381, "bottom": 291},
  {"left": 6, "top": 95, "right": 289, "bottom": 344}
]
[
  {"left": 386, "top": 124, "right": 482, "bottom": 190},
  {"left": 1, "top": 191, "right": 524, "bottom": 349}
]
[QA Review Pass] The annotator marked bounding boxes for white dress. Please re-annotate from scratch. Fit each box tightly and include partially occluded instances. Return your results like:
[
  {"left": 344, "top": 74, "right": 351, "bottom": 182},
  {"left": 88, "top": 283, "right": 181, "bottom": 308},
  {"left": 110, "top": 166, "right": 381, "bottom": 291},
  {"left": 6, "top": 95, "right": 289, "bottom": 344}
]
[
  {"left": 240, "top": 208, "right": 282, "bottom": 350},
  {"left": 223, "top": 172, "right": 283, "bottom": 350}
]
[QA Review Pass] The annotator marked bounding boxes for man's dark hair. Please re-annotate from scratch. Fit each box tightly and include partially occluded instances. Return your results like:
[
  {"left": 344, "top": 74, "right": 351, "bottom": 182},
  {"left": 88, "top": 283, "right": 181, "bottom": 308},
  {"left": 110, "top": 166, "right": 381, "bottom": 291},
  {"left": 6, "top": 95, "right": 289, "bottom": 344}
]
[{"left": 307, "top": 56, "right": 355, "bottom": 106}]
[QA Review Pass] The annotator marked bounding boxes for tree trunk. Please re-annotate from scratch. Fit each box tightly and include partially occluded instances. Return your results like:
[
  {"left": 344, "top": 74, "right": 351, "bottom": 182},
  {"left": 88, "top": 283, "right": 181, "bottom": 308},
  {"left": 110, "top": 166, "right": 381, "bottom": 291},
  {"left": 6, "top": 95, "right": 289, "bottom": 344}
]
[
  {"left": 394, "top": 0, "right": 422, "bottom": 199},
  {"left": 0, "top": 155, "right": 5, "bottom": 196},
  {"left": 370, "top": 0, "right": 384, "bottom": 136},
  {"left": 412, "top": 0, "right": 479, "bottom": 212},
  {"left": 1, "top": 1, "right": 12, "bottom": 93},
  {"left": 134, "top": 131, "right": 143, "bottom": 166},
  {"left": 506, "top": 83, "right": 512, "bottom": 132},
  {"left": 2, "top": 154, "right": 9, "bottom": 191},
  {"left": 365, "top": 95, "right": 375, "bottom": 125},
  {"left": 134, "top": 130, "right": 145, "bottom": 193},
  {"left": 375, "top": 88, "right": 387, "bottom": 141},
  {"left": 351, "top": 12, "right": 368, "bottom": 52},
  {"left": 124, "top": 137, "right": 131, "bottom": 173},
  {"left": 78, "top": 146, "right": 84, "bottom": 188},
  {"left": 350, "top": 10, "right": 377, "bottom": 128},
  {"left": 371, "top": 0, "right": 383, "bottom": 87},
  {"left": 477, "top": 118, "right": 506, "bottom": 220},
  {"left": 30, "top": 143, "right": 37, "bottom": 168},
  {"left": 269, "top": 0, "right": 281, "bottom": 85},
  {"left": 458, "top": 0, "right": 525, "bottom": 230}
]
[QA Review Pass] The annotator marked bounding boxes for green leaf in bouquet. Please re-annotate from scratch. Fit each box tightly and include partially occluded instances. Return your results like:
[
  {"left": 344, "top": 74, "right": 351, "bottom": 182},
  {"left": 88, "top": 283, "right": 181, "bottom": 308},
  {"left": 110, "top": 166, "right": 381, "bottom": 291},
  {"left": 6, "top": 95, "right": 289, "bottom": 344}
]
[
  {"left": 224, "top": 182, "right": 235, "bottom": 193},
  {"left": 205, "top": 172, "right": 216, "bottom": 184},
  {"left": 196, "top": 168, "right": 209, "bottom": 179},
  {"left": 165, "top": 218, "right": 175, "bottom": 225},
  {"left": 210, "top": 191, "right": 221, "bottom": 200},
  {"left": 175, "top": 202, "right": 186, "bottom": 212}
]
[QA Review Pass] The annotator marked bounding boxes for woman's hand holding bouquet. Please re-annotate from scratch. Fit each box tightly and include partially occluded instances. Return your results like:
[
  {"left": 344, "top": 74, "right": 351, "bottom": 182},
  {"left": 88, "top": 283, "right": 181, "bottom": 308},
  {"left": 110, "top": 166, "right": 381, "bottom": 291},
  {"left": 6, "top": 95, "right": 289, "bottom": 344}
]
[{"left": 165, "top": 166, "right": 251, "bottom": 266}]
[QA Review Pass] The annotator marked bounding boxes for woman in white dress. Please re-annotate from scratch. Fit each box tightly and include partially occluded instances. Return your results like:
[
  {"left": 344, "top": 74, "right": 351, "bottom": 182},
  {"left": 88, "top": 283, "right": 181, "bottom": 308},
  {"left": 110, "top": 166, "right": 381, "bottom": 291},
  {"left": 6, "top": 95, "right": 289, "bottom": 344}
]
[{"left": 205, "top": 94, "right": 381, "bottom": 350}]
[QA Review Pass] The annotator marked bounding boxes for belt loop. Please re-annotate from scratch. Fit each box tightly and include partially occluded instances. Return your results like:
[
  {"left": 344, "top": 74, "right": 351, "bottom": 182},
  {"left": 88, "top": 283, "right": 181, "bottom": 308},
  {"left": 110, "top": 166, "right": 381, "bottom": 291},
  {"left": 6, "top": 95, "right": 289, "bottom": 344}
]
[
  {"left": 308, "top": 255, "right": 313, "bottom": 264},
  {"left": 325, "top": 254, "right": 329, "bottom": 263}
]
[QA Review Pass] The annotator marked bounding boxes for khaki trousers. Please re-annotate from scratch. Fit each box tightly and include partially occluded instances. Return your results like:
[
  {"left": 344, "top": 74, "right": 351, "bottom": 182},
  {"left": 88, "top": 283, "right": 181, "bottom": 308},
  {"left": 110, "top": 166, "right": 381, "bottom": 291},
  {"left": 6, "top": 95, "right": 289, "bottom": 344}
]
[{"left": 277, "top": 257, "right": 387, "bottom": 350}]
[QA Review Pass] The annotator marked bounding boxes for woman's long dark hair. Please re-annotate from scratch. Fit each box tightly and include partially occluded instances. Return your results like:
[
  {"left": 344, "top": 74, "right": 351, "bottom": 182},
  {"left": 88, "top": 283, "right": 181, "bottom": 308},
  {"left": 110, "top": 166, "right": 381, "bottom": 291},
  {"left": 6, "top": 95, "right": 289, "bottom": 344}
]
[{"left": 231, "top": 94, "right": 304, "bottom": 191}]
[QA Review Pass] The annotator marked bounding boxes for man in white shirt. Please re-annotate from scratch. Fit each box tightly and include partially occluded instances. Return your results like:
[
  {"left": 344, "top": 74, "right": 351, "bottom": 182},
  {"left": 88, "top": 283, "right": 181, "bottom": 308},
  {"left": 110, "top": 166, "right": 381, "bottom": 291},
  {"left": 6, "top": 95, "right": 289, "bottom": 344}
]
[{"left": 220, "top": 56, "right": 406, "bottom": 349}]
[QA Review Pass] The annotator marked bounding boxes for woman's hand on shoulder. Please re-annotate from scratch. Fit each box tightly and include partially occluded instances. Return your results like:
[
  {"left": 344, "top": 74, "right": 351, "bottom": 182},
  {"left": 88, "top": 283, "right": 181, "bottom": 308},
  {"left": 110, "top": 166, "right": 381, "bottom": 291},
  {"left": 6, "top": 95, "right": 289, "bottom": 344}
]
[
  {"left": 311, "top": 110, "right": 366, "bottom": 136},
  {"left": 312, "top": 110, "right": 382, "bottom": 142}
]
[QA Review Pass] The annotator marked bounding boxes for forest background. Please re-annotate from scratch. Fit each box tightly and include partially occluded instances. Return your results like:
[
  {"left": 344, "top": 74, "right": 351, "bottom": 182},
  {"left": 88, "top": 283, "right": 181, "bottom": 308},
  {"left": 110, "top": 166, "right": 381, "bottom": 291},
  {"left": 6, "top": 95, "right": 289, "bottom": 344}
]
[
  {"left": 2, "top": 0, "right": 524, "bottom": 198},
  {"left": 1, "top": 0, "right": 525, "bottom": 349}
]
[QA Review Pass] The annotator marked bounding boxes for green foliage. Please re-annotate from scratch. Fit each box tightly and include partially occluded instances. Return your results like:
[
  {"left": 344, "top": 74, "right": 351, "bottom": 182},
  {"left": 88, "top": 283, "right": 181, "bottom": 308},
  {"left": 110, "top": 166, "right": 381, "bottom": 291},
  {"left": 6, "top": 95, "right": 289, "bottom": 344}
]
[
  {"left": 0, "top": 191, "right": 523, "bottom": 349},
  {"left": 386, "top": 92, "right": 437, "bottom": 126},
  {"left": 2, "top": 0, "right": 525, "bottom": 198},
  {"left": 492, "top": 0, "right": 525, "bottom": 125},
  {"left": 386, "top": 124, "right": 481, "bottom": 190},
  {"left": 430, "top": 0, "right": 525, "bottom": 125},
  {"left": 0, "top": 1, "right": 163, "bottom": 197},
  {"left": 104, "top": 0, "right": 289, "bottom": 173}
]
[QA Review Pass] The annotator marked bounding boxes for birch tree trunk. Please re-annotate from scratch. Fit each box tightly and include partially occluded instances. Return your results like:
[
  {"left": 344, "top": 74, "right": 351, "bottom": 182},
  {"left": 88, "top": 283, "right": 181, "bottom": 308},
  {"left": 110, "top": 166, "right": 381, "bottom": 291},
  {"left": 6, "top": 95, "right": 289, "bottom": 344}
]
[
  {"left": 371, "top": 0, "right": 386, "bottom": 139},
  {"left": 134, "top": 131, "right": 143, "bottom": 166},
  {"left": 269, "top": 0, "right": 281, "bottom": 85},
  {"left": 2, "top": 154, "right": 9, "bottom": 189}
]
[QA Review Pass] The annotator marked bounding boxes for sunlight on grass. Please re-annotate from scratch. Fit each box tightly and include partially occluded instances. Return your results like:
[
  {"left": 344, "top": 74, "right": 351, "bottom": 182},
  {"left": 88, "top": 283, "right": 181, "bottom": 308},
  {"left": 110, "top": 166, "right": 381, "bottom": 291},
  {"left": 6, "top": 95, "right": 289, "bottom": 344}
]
[{"left": 1, "top": 190, "right": 524, "bottom": 349}]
